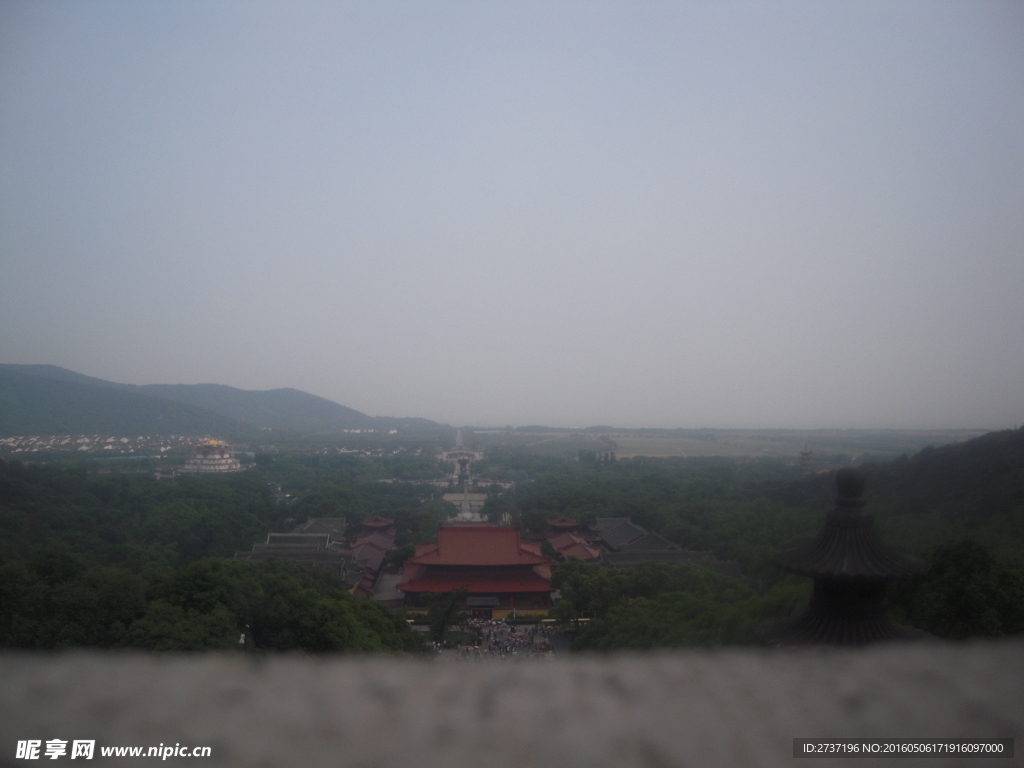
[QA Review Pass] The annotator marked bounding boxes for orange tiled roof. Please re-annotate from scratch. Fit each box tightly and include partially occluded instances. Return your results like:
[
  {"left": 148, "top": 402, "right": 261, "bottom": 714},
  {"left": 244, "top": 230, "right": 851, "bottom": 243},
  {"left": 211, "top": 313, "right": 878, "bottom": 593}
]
[
  {"left": 397, "top": 565, "right": 552, "bottom": 594},
  {"left": 408, "top": 524, "right": 548, "bottom": 567},
  {"left": 413, "top": 541, "right": 436, "bottom": 557},
  {"left": 520, "top": 540, "right": 544, "bottom": 557},
  {"left": 546, "top": 532, "right": 579, "bottom": 551}
]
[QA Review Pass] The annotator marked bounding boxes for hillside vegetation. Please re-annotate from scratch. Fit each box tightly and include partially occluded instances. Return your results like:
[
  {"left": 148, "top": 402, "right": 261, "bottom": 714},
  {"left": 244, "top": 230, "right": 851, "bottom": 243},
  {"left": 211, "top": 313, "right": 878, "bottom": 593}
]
[
  {"left": 0, "top": 364, "right": 444, "bottom": 436},
  {"left": 2, "top": 426, "right": 1021, "bottom": 651},
  {"left": 0, "top": 455, "right": 442, "bottom": 652},
  {"left": 0, "top": 367, "right": 237, "bottom": 436},
  {"left": 485, "top": 428, "right": 1024, "bottom": 645}
]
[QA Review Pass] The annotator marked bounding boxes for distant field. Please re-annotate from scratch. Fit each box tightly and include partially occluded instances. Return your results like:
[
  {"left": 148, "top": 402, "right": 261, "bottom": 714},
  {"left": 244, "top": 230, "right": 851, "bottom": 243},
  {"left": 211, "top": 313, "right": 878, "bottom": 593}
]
[
  {"left": 612, "top": 435, "right": 799, "bottom": 458},
  {"left": 471, "top": 428, "right": 989, "bottom": 461}
]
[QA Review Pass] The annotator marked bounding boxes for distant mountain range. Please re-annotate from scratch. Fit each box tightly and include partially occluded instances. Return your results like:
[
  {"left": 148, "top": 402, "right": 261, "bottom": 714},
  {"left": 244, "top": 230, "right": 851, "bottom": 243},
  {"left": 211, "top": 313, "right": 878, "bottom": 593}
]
[{"left": 0, "top": 364, "right": 444, "bottom": 436}]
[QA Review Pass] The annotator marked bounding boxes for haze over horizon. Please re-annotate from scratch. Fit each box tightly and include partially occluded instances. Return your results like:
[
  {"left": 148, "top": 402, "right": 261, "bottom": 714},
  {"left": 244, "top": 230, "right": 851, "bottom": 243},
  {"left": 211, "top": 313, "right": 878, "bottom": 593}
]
[{"left": 2, "top": 2, "right": 1022, "bottom": 430}]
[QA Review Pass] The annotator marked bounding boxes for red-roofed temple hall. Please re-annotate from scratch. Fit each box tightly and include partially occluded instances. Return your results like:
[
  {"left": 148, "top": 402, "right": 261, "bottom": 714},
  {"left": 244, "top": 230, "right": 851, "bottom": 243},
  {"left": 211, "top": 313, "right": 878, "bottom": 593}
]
[{"left": 397, "top": 524, "right": 553, "bottom": 619}]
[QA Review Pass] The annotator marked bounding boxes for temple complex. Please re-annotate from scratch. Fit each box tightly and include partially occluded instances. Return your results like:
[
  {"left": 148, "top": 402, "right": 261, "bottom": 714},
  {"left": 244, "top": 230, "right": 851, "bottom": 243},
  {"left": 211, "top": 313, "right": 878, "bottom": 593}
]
[
  {"left": 234, "top": 532, "right": 352, "bottom": 580},
  {"left": 235, "top": 514, "right": 397, "bottom": 596},
  {"left": 546, "top": 531, "right": 602, "bottom": 561},
  {"left": 179, "top": 439, "right": 243, "bottom": 473},
  {"left": 398, "top": 524, "right": 553, "bottom": 619},
  {"left": 536, "top": 517, "right": 599, "bottom": 560},
  {"left": 359, "top": 516, "right": 395, "bottom": 535},
  {"left": 291, "top": 517, "right": 347, "bottom": 539},
  {"left": 588, "top": 517, "right": 742, "bottom": 577},
  {"left": 759, "top": 467, "right": 928, "bottom": 646},
  {"left": 347, "top": 529, "right": 396, "bottom": 598},
  {"left": 546, "top": 516, "right": 580, "bottom": 534}
]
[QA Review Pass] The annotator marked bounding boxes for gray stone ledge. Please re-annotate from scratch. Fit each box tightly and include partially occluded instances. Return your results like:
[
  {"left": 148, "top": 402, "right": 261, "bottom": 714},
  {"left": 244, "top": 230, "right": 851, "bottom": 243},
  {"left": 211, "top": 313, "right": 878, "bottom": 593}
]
[{"left": 1, "top": 641, "right": 1021, "bottom": 767}]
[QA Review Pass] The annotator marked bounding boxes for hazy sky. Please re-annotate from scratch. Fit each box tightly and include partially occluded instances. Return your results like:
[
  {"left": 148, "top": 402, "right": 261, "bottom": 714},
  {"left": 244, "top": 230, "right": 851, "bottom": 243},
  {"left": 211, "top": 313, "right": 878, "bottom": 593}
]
[{"left": 2, "top": 2, "right": 1022, "bottom": 429}]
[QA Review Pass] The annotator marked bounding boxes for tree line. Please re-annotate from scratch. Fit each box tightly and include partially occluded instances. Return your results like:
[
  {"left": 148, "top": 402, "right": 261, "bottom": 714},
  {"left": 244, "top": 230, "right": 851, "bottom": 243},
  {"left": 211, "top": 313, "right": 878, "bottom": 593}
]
[{"left": 0, "top": 457, "right": 444, "bottom": 652}]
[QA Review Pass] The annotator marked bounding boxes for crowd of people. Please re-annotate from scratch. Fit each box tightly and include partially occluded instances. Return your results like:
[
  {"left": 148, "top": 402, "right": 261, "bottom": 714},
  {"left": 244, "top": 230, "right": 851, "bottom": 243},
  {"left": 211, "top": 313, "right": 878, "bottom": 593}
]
[{"left": 434, "top": 619, "right": 556, "bottom": 660}]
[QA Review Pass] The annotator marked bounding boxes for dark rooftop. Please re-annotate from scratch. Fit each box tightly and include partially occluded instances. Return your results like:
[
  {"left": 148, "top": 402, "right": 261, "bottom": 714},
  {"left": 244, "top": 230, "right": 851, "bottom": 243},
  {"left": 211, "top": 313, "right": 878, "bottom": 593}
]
[
  {"left": 599, "top": 550, "right": 742, "bottom": 579},
  {"left": 266, "top": 533, "right": 332, "bottom": 549},
  {"left": 619, "top": 531, "right": 681, "bottom": 552},
  {"left": 292, "top": 517, "right": 347, "bottom": 537},
  {"left": 592, "top": 518, "right": 647, "bottom": 550}
]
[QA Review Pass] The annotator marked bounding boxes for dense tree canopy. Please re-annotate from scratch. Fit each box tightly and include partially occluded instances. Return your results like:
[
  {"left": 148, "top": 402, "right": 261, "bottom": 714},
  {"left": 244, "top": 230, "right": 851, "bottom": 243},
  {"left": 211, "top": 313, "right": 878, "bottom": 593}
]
[
  {"left": 2, "top": 426, "right": 1021, "bottom": 652},
  {"left": 888, "top": 539, "right": 1024, "bottom": 639},
  {"left": 551, "top": 560, "right": 809, "bottom": 649},
  {"left": 0, "top": 551, "right": 424, "bottom": 652},
  {"left": 0, "top": 461, "right": 284, "bottom": 570},
  {"left": 0, "top": 457, "right": 442, "bottom": 652}
]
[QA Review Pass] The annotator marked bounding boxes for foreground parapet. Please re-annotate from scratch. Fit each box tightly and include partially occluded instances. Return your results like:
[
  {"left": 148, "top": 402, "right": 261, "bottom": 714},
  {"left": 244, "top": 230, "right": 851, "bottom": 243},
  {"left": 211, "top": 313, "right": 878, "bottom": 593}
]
[
  {"left": 2, "top": 641, "right": 1020, "bottom": 767},
  {"left": 760, "top": 467, "right": 928, "bottom": 646}
]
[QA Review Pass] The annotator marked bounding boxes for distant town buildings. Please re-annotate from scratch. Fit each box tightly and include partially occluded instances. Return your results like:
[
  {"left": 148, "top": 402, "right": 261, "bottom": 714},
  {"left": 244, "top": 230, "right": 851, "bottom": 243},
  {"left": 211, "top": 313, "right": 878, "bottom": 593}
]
[{"left": 0, "top": 433, "right": 207, "bottom": 456}]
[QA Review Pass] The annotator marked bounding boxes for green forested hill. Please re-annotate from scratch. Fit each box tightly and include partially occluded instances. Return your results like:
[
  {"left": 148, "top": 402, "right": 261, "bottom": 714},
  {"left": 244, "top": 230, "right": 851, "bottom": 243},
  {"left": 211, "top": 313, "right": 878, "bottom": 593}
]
[
  {"left": 481, "top": 426, "right": 1024, "bottom": 646},
  {"left": 868, "top": 427, "right": 1024, "bottom": 534},
  {"left": 0, "top": 367, "right": 239, "bottom": 436},
  {"left": 768, "top": 426, "right": 1024, "bottom": 564},
  {"left": 0, "top": 364, "right": 444, "bottom": 436},
  {"left": 135, "top": 383, "right": 442, "bottom": 433},
  {"left": 136, "top": 383, "right": 374, "bottom": 432},
  {"left": 486, "top": 426, "right": 1024, "bottom": 577},
  {"left": 535, "top": 430, "right": 1024, "bottom": 647}
]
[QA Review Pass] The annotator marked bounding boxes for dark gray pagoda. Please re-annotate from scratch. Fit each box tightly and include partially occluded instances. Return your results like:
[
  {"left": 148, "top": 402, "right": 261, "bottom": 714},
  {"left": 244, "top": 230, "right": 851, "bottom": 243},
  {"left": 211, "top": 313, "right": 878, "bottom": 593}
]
[{"left": 759, "top": 467, "right": 928, "bottom": 646}]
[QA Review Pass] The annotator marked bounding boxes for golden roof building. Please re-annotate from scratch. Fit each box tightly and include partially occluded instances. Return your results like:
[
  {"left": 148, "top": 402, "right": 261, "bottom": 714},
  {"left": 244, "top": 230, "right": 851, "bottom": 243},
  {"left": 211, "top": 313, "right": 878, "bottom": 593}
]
[{"left": 179, "top": 439, "right": 243, "bottom": 473}]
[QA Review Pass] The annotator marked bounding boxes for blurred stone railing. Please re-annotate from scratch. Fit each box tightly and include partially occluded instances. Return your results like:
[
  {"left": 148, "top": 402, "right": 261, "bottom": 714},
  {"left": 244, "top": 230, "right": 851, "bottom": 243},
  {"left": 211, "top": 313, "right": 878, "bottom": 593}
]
[{"left": 2, "top": 640, "right": 1021, "bottom": 767}]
